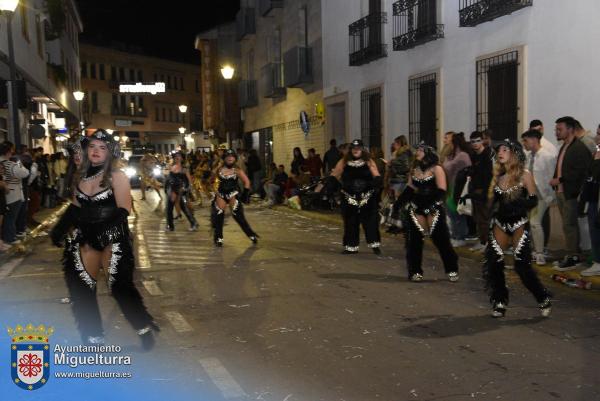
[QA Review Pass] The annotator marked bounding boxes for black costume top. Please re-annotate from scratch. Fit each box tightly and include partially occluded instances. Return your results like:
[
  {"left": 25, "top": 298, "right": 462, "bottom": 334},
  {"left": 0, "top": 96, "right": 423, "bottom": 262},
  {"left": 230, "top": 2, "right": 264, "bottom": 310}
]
[
  {"left": 340, "top": 159, "right": 374, "bottom": 207},
  {"left": 491, "top": 182, "right": 535, "bottom": 233},
  {"left": 217, "top": 169, "right": 240, "bottom": 200},
  {"left": 410, "top": 172, "right": 443, "bottom": 215},
  {"left": 75, "top": 186, "right": 129, "bottom": 251},
  {"left": 166, "top": 171, "right": 189, "bottom": 194}
]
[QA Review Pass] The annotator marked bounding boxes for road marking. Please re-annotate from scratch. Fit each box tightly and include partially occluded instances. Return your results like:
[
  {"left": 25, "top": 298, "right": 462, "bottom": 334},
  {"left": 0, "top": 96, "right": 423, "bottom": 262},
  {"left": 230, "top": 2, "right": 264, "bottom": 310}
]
[
  {"left": 151, "top": 260, "right": 208, "bottom": 266},
  {"left": 142, "top": 280, "right": 164, "bottom": 296},
  {"left": 199, "top": 357, "right": 247, "bottom": 399},
  {"left": 0, "top": 257, "right": 25, "bottom": 280},
  {"left": 164, "top": 311, "right": 193, "bottom": 332},
  {"left": 136, "top": 231, "right": 151, "bottom": 269}
]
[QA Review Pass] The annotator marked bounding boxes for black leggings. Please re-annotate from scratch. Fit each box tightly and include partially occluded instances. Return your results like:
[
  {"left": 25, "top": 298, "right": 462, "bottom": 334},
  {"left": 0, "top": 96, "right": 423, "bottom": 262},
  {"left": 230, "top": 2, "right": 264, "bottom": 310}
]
[
  {"left": 341, "top": 197, "right": 380, "bottom": 251},
  {"left": 211, "top": 197, "right": 256, "bottom": 243},
  {"left": 405, "top": 208, "right": 458, "bottom": 277},
  {"left": 166, "top": 192, "right": 197, "bottom": 229},
  {"left": 483, "top": 223, "right": 549, "bottom": 305},
  {"left": 63, "top": 237, "right": 154, "bottom": 341}
]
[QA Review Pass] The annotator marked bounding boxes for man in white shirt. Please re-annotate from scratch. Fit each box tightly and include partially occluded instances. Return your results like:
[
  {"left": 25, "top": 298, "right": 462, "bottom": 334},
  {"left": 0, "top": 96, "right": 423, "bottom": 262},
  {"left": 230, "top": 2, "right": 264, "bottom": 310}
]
[
  {"left": 529, "top": 119, "right": 558, "bottom": 156},
  {"left": 521, "top": 130, "right": 557, "bottom": 265},
  {"left": 0, "top": 141, "right": 30, "bottom": 244}
]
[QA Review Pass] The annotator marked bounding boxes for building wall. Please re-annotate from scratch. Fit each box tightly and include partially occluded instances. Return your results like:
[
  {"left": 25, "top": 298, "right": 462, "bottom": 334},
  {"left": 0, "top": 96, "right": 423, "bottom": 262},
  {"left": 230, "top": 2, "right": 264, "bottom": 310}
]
[
  {"left": 79, "top": 44, "right": 209, "bottom": 154},
  {"left": 239, "top": 0, "right": 325, "bottom": 171},
  {"left": 322, "top": 0, "right": 600, "bottom": 155},
  {"left": 0, "top": 0, "right": 82, "bottom": 149}
]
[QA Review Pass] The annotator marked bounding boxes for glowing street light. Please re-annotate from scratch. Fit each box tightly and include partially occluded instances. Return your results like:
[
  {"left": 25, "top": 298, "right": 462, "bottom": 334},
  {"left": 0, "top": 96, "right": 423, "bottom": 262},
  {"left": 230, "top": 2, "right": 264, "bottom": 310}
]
[
  {"left": 106, "top": 129, "right": 114, "bottom": 135},
  {"left": 113, "top": 135, "right": 121, "bottom": 142},
  {"left": 220, "top": 65, "right": 235, "bottom": 80},
  {"left": 178, "top": 104, "right": 188, "bottom": 113},
  {"left": 73, "top": 90, "right": 85, "bottom": 101},
  {"left": 178, "top": 127, "right": 186, "bottom": 134}
]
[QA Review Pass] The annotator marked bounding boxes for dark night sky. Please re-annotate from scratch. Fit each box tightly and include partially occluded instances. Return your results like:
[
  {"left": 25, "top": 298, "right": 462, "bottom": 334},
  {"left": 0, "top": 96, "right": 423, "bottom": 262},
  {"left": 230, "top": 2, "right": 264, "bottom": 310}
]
[{"left": 76, "top": 1, "right": 240, "bottom": 65}]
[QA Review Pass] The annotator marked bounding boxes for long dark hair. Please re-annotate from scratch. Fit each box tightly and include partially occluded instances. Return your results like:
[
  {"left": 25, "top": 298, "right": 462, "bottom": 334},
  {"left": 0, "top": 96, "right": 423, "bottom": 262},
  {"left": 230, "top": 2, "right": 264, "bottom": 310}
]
[
  {"left": 293, "top": 147, "right": 305, "bottom": 161},
  {"left": 450, "top": 132, "right": 471, "bottom": 159}
]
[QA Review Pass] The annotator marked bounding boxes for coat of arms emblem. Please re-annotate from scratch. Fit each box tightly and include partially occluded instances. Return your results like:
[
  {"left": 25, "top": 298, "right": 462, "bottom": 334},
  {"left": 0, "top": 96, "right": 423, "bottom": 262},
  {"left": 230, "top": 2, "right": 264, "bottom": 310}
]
[{"left": 7, "top": 324, "right": 53, "bottom": 390}]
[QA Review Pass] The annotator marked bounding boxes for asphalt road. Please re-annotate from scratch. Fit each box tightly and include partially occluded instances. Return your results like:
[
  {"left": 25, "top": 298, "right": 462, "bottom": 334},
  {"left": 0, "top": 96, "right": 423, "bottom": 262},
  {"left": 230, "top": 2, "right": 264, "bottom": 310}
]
[{"left": 1, "top": 190, "right": 599, "bottom": 401}]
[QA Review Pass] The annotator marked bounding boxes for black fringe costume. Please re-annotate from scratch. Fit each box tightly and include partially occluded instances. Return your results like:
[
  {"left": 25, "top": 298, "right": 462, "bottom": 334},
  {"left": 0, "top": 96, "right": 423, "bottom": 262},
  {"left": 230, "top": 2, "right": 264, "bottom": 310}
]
[
  {"left": 60, "top": 181, "right": 156, "bottom": 343},
  {"left": 339, "top": 158, "right": 381, "bottom": 253},
  {"left": 483, "top": 180, "right": 551, "bottom": 316},
  {"left": 402, "top": 170, "right": 458, "bottom": 280},
  {"left": 211, "top": 152, "right": 257, "bottom": 246},
  {"left": 165, "top": 170, "right": 198, "bottom": 231}
]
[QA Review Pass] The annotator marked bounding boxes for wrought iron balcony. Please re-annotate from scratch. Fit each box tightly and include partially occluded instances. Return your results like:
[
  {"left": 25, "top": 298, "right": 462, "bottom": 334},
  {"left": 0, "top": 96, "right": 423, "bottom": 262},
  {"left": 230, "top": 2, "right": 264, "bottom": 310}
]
[
  {"left": 349, "top": 13, "right": 388, "bottom": 66},
  {"left": 259, "top": 0, "right": 283, "bottom": 16},
  {"left": 284, "top": 46, "right": 313, "bottom": 87},
  {"left": 392, "top": 0, "right": 443, "bottom": 51},
  {"left": 236, "top": 7, "right": 256, "bottom": 41},
  {"left": 261, "top": 62, "right": 286, "bottom": 98},
  {"left": 459, "top": 0, "right": 533, "bottom": 27},
  {"left": 239, "top": 80, "right": 258, "bottom": 108}
]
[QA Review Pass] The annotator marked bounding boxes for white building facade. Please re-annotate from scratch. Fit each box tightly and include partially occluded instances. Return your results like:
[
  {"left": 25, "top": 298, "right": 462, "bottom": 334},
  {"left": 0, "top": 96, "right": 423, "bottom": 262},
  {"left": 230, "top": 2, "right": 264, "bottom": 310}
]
[{"left": 322, "top": 0, "right": 600, "bottom": 153}]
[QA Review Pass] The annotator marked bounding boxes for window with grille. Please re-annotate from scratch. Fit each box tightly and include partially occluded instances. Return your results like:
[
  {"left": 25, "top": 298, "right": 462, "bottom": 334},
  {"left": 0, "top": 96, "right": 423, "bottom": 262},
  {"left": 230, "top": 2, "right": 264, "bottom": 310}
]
[
  {"left": 393, "top": 0, "right": 443, "bottom": 51},
  {"left": 408, "top": 73, "right": 437, "bottom": 146},
  {"left": 476, "top": 50, "right": 519, "bottom": 141},
  {"left": 360, "top": 87, "right": 382, "bottom": 149}
]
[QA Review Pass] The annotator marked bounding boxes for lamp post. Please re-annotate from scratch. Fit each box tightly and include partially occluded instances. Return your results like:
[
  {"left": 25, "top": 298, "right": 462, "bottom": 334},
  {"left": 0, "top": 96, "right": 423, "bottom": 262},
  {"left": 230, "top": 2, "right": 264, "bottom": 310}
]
[
  {"left": 220, "top": 65, "right": 235, "bottom": 148},
  {"left": 1, "top": 0, "right": 21, "bottom": 147},
  {"left": 178, "top": 104, "right": 188, "bottom": 150},
  {"left": 73, "top": 90, "right": 85, "bottom": 134}
]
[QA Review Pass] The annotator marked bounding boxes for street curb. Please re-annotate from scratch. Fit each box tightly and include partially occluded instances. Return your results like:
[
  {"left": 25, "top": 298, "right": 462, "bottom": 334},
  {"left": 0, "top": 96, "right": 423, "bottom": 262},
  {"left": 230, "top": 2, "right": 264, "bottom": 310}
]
[
  {"left": 0, "top": 203, "right": 68, "bottom": 262},
  {"left": 274, "top": 205, "right": 600, "bottom": 290}
]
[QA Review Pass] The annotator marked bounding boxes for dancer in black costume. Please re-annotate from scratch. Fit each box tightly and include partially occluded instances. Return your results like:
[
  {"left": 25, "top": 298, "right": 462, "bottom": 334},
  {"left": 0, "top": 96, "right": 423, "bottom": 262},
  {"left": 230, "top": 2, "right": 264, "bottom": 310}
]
[
  {"left": 327, "top": 139, "right": 382, "bottom": 254},
  {"left": 165, "top": 152, "right": 198, "bottom": 231},
  {"left": 483, "top": 139, "right": 551, "bottom": 318},
  {"left": 211, "top": 149, "right": 258, "bottom": 246},
  {"left": 396, "top": 143, "right": 459, "bottom": 282},
  {"left": 50, "top": 129, "right": 158, "bottom": 347}
]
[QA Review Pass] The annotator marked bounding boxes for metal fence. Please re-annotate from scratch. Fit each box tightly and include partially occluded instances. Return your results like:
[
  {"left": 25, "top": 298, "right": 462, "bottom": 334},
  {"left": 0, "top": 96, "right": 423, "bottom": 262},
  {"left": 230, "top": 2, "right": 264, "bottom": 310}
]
[
  {"left": 349, "top": 13, "right": 388, "bottom": 66},
  {"left": 393, "top": 0, "right": 443, "bottom": 51}
]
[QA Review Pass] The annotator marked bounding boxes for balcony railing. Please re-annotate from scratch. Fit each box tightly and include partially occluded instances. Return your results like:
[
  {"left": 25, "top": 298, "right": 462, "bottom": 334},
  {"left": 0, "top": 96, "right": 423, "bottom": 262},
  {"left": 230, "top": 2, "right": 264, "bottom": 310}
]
[
  {"left": 111, "top": 107, "right": 148, "bottom": 118},
  {"left": 236, "top": 7, "right": 256, "bottom": 41},
  {"left": 259, "top": 0, "right": 283, "bottom": 16},
  {"left": 392, "top": 0, "right": 443, "bottom": 51},
  {"left": 239, "top": 80, "right": 258, "bottom": 108},
  {"left": 284, "top": 47, "right": 313, "bottom": 87},
  {"left": 349, "top": 13, "right": 388, "bottom": 66},
  {"left": 459, "top": 0, "right": 533, "bottom": 27},
  {"left": 261, "top": 62, "right": 286, "bottom": 98}
]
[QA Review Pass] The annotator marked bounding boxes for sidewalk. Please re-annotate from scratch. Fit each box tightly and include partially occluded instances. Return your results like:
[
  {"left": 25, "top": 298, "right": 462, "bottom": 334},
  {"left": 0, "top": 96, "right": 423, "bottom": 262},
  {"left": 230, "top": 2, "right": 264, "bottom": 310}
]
[
  {"left": 0, "top": 202, "right": 68, "bottom": 264},
  {"left": 277, "top": 204, "right": 600, "bottom": 290}
]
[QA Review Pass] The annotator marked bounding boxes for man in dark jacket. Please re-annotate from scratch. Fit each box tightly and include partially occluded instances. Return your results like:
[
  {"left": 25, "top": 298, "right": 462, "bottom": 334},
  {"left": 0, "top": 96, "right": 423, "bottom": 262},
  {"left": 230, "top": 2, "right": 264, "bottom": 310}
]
[
  {"left": 323, "top": 139, "right": 341, "bottom": 174},
  {"left": 551, "top": 116, "right": 593, "bottom": 270},
  {"left": 462, "top": 131, "right": 494, "bottom": 251}
]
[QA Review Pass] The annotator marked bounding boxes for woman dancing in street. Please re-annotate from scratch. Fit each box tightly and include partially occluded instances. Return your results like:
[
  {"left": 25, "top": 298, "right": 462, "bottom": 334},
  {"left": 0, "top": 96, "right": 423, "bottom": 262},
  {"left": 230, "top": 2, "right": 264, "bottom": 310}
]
[
  {"left": 483, "top": 139, "right": 551, "bottom": 318},
  {"left": 165, "top": 151, "right": 198, "bottom": 232},
  {"left": 50, "top": 129, "right": 158, "bottom": 347},
  {"left": 396, "top": 143, "right": 459, "bottom": 282},
  {"left": 211, "top": 149, "right": 258, "bottom": 247},
  {"left": 327, "top": 139, "right": 382, "bottom": 254}
]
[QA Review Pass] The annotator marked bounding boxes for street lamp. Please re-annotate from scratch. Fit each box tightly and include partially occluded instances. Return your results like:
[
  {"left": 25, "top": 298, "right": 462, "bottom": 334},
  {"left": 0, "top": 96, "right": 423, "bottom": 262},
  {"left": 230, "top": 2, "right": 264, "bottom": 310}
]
[
  {"left": 221, "top": 65, "right": 235, "bottom": 80},
  {"left": 1, "top": 0, "right": 21, "bottom": 147},
  {"left": 73, "top": 90, "right": 85, "bottom": 131},
  {"left": 178, "top": 127, "right": 186, "bottom": 134},
  {"left": 178, "top": 104, "right": 188, "bottom": 113}
]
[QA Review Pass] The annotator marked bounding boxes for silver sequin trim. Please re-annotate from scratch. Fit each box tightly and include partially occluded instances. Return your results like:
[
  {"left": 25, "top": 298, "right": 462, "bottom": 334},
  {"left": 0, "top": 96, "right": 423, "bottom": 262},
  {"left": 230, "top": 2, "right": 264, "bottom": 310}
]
[
  {"left": 488, "top": 233, "right": 504, "bottom": 262},
  {"left": 409, "top": 208, "right": 440, "bottom": 237},
  {"left": 412, "top": 174, "right": 435, "bottom": 183},
  {"left": 493, "top": 217, "right": 528, "bottom": 233},
  {"left": 214, "top": 204, "right": 224, "bottom": 214},
  {"left": 219, "top": 172, "right": 238, "bottom": 180},
  {"left": 73, "top": 242, "right": 96, "bottom": 289},
  {"left": 232, "top": 199, "right": 240, "bottom": 214},
  {"left": 494, "top": 184, "right": 523, "bottom": 196},
  {"left": 345, "top": 245, "right": 359, "bottom": 251},
  {"left": 368, "top": 242, "right": 381, "bottom": 248},
  {"left": 409, "top": 209, "right": 426, "bottom": 236},
  {"left": 347, "top": 160, "right": 366, "bottom": 167},
  {"left": 107, "top": 243, "right": 121, "bottom": 290},
  {"left": 76, "top": 187, "right": 113, "bottom": 202},
  {"left": 513, "top": 230, "right": 529, "bottom": 261},
  {"left": 342, "top": 190, "right": 374, "bottom": 208}
]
